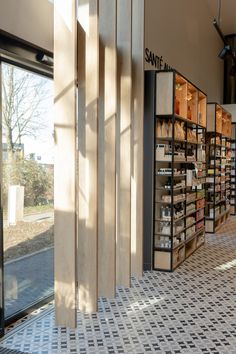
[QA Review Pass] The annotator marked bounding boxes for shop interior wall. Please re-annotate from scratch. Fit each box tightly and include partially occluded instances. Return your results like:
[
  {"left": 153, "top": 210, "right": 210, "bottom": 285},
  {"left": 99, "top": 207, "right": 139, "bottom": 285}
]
[
  {"left": 145, "top": 0, "right": 224, "bottom": 102},
  {"left": 0, "top": 0, "right": 53, "bottom": 52}
]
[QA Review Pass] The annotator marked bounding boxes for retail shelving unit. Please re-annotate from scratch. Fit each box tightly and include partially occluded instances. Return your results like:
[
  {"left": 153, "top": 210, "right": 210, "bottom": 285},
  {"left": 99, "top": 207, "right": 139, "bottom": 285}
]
[
  {"left": 149, "top": 70, "right": 207, "bottom": 271},
  {"left": 205, "top": 103, "right": 232, "bottom": 232},
  {"left": 230, "top": 122, "right": 236, "bottom": 215}
]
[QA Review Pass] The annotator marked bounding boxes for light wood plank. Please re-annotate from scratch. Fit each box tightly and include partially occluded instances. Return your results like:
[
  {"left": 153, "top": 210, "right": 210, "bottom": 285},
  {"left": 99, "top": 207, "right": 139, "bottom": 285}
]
[
  {"left": 54, "top": 0, "right": 77, "bottom": 327},
  {"left": 207, "top": 103, "right": 216, "bottom": 132},
  {"left": 98, "top": 0, "right": 117, "bottom": 298},
  {"left": 77, "top": 0, "right": 99, "bottom": 313},
  {"left": 131, "top": 0, "right": 145, "bottom": 278},
  {"left": 116, "top": 0, "right": 132, "bottom": 287},
  {"left": 156, "top": 72, "right": 173, "bottom": 115},
  {"left": 154, "top": 251, "right": 171, "bottom": 270}
]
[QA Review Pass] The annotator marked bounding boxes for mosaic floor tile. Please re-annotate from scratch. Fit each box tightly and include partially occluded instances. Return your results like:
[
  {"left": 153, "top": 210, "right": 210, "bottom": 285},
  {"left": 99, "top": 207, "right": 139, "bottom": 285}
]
[
  {"left": 1, "top": 218, "right": 236, "bottom": 353},
  {"left": 0, "top": 349, "right": 26, "bottom": 354}
]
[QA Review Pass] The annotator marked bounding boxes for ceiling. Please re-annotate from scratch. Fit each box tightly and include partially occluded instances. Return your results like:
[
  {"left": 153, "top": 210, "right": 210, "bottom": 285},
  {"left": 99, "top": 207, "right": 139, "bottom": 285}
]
[{"left": 207, "top": 0, "right": 236, "bottom": 35}]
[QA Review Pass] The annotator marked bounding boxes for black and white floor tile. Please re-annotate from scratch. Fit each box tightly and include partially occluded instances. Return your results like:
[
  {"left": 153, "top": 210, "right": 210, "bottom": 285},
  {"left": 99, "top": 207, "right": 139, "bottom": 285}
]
[{"left": 1, "top": 218, "right": 236, "bottom": 353}]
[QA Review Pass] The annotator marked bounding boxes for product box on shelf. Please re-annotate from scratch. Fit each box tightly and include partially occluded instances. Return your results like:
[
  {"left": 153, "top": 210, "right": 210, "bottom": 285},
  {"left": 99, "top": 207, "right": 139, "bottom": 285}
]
[
  {"left": 196, "top": 219, "right": 204, "bottom": 230},
  {"left": 173, "top": 246, "right": 185, "bottom": 267},
  {"left": 196, "top": 198, "right": 205, "bottom": 210},
  {"left": 186, "top": 225, "right": 195, "bottom": 239},
  {"left": 196, "top": 209, "right": 204, "bottom": 221},
  {"left": 186, "top": 192, "right": 196, "bottom": 203}
]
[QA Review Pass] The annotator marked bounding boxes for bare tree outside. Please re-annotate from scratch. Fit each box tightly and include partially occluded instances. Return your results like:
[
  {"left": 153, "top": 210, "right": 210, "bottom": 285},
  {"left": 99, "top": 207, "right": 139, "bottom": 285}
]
[
  {"left": 2, "top": 64, "right": 50, "bottom": 161},
  {"left": 2, "top": 63, "right": 54, "bottom": 262}
]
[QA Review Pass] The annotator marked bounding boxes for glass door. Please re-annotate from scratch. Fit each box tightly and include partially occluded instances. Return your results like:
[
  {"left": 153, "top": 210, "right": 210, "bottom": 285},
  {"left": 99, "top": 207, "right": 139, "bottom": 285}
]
[{"left": 0, "top": 61, "right": 54, "bottom": 324}]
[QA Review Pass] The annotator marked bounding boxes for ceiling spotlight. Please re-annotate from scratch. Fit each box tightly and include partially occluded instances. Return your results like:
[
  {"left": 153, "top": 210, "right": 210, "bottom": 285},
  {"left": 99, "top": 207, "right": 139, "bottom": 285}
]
[
  {"left": 36, "top": 52, "right": 53, "bottom": 66},
  {"left": 218, "top": 45, "right": 231, "bottom": 59}
]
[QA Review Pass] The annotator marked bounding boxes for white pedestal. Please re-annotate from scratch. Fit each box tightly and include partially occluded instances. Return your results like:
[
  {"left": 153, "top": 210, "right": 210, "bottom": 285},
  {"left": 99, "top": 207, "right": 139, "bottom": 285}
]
[{"left": 8, "top": 185, "right": 24, "bottom": 225}]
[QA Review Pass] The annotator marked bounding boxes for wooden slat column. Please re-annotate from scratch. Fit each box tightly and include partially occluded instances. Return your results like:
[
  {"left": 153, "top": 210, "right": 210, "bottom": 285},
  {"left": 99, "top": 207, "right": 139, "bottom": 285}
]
[
  {"left": 116, "top": 0, "right": 132, "bottom": 287},
  {"left": 98, "top": 0, "right": 117, "bottom": 298},
  {"left": 77, "top": 0, "right": 99, "bottom": 313},
  {"left": 54, "top": 0, "right": 77, "bottom": 327},
  {"left": 131, "top": 0, "right": 145, "bottom": 278}
]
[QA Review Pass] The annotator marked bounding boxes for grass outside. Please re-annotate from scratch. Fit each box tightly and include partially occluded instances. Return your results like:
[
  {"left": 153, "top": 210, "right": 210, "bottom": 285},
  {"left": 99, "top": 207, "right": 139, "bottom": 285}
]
[
  {"left": 3, "top": 204, "right": 54, "bottom": 220},
  {"left": 4, "top": 220, "right": 54, "bottom": 262},
  {"left": 24, "top": 204, "right": 54, "bottom": 215}
]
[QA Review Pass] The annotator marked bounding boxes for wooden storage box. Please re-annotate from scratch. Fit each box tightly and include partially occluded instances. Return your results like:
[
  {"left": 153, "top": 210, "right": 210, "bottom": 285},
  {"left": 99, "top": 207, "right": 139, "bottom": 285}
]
[
  {"left": 154, "top": 251, "right": 171, "bottom": 270},
  {"left": 196, "top": 198, "right": 205, "bottom": 209},
  {"left": 173, "top": 245, "right": 185, "bottom": 268}
]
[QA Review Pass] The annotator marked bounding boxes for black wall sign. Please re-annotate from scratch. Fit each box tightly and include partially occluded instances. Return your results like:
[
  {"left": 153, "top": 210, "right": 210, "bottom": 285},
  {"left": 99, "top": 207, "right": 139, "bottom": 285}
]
[{"left": 145, "top": 48, "right": 172, "bottom": 70}]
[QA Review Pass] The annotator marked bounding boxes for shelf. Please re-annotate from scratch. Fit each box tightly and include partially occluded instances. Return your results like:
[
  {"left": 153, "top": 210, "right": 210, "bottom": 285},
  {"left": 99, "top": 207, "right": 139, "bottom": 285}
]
[
  {"left": 186, "top": 141, "right": 197, "bottom": 145},
  {"left": 186, "top": 199, "right": 196, "bottom": 205},
  {"left": 155, "top": 227, "right": 185, "bottom": 237},
  {"left": 156, "top": 159, "right": 187, "bottom": 163},
  {"left": 205, "top": 209, "right": 231, "bottom": 221},
  {"left": 156, "top": 198, "right": 186, "bottom": 205},
  {"left": 156, "top": 173, "right": 187, "bottom": 178},
  {"left": 152, "top": 70, "right": 206, "bottom": 271},
  {"left": 154, "top": 247, "right": 171, "bottom": 252},
  {"left": 206, "top": 199, "right": 226, "bottom": 206},
  {"left": 186, "top": 196, "right": 205, "bottom": 205},
  {"left": 156, "top": 137, "right": 187, "bottom": 143},
  {"left": 187, "top": 141, "right": 206, "bottom": 146},
  {"left": 207, "top": 173, "right": 221, "bottom": 177},
  {"left": 185, "top": 227, "right": 205, "bottom": 242},
  {"left": 155, "top": 240, "right": 186, "bottom": 252},
  {"left": 173, "top": 241, "right": 186, "bottom": 250},
  {"left": 206, "top": 108, "right": 232, "bottom": 233},
  {"left": 155, "top": 214, "right": 185, "bottom": 222},
  {"left": 156, "top": 113, "right": 199, "bottom": 127},
  {"left": 155, "top": 158, "right": 197, "bottom": 164},
  {"left": 196, "top": 206, "right": 205, "bottom": 211},
  {"left": 196, "top": 215, "right": 205, "bottom": 223},
  {"left": 157, "top": 205, "right": 206, "bottom": 222},
  {"left": 185, "top": 209, "right": 196, "bottom": 217},
  {"left": 185, "top": 221, "right": 197, "bottom": 230},
  {"left": 156, "top": 186, "right": 186, "bottom": 192},
  {"left": 209, "top": 144, "right": 224, "bottom": 147}
]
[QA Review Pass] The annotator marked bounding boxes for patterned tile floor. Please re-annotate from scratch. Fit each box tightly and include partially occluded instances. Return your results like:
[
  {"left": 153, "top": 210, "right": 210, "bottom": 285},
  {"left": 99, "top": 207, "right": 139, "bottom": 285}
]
[{"left": 1, "top": 217, "right": 236, "bottom": 353}]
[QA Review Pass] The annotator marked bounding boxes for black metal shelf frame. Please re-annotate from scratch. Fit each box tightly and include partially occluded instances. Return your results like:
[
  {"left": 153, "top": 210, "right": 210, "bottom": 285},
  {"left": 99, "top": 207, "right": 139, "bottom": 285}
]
[
  {"left": 205, "top": 105, "right": 232, "bottom": 231},
  {"left": 230, "top": 123, "right": 236, "bottom": 215},
  {"left": 152, "top": 70, "right": 206, "bottom": 271}
]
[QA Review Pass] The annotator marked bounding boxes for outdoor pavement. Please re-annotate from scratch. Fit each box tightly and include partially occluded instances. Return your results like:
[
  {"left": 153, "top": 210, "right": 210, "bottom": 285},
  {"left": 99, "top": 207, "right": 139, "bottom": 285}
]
[
  {"left": 23, "top": 212, "right": 54, "bottom": 223},
  {"left": 4, "top": 247, "right": 54, "bottom": 319},
  {"left": 3, "top": 212, "right": 54, "bottom": 228}
]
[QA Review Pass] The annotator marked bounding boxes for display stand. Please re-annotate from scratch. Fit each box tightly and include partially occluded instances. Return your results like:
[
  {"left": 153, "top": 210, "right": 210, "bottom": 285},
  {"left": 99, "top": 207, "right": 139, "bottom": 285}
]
[
  {"left": 144, "top": 70, "right": 206, "bottom": 271},
  {"left": 205, "top": 103, "right": 232, "bottom": 233},
  {"left": 230, "top": 122, "right": 236, "bottom": 215}
]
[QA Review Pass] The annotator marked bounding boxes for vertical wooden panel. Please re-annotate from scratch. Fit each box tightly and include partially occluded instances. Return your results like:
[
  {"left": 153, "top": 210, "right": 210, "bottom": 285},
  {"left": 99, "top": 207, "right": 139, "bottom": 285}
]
[
  {"left": 77, "top": 0, "right": 99, "bottom": 313},
  {"left": 131, "top": 0, "right": 145, "bottom": 278},
  {"left": 0, "top": 63, "right": 4, "bottom": 336},
  {"left": 54, "top": 0, "right": 77, "bottom": 327},
  {"left": 116, "top": 0, "right": 132, "bottom": 287},
  {"left": 98, "top": 0, "right": 117, "bottom": 298}
]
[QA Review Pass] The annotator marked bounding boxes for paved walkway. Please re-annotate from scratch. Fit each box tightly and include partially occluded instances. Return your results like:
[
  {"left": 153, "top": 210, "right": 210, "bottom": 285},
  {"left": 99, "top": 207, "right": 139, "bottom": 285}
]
[
  {"left": 3, "top": 212, "right": 54, "bottom": 228},
  {"left": 23, "top": 212, "right": 54, "bottom": 223},
  {"left": 5, "top": 248, "right": 54, "bottom": 319}
]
